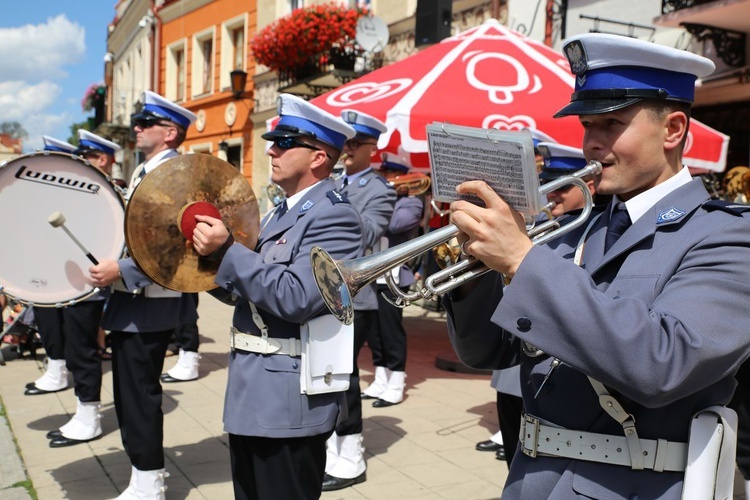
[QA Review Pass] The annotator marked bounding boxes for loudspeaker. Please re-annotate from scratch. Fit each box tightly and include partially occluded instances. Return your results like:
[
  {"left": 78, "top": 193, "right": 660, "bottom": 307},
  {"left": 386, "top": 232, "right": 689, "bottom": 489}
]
[{"left": 415, "top": 0, "right": 452, "bottom": 47}]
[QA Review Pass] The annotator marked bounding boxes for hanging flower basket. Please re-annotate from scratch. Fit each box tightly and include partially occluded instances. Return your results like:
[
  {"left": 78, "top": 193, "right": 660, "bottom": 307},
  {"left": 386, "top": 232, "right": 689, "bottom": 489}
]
[
  {"left": 250, "top": 3, "right": 367, "bottom": 76},
  {"left": 81, "top": 83, "right": 106, "bottom": 112}
]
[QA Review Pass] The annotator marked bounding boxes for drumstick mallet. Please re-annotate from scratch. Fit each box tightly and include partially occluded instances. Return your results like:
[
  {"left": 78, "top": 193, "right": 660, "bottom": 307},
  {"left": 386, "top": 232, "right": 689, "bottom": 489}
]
[{"left": 48, "top": 211, "right": 99, "bottom": 265}]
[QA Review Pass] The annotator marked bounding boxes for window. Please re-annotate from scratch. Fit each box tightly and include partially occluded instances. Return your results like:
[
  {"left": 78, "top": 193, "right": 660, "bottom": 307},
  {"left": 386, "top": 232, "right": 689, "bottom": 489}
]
[
  {"left": 221, "top": 16, "right": 247, "bottom": 90},
  {"left": 192, "top": 29, "right": 215, "bottom": 98},
  {"left": 232, "top": 27, "right": 244, "bottom": 70},
  {"left": 202, "top": 39, "right": 213, "bottom": 94},
  {"left": 166, "top": 40, "right": 187, "bottom": 102}
]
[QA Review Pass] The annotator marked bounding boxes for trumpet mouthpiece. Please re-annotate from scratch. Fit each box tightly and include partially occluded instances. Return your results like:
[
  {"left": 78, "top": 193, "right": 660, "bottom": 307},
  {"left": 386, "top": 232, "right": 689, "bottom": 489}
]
[{"left": 48, "top": 211, "right": 66, "bottom": 227}]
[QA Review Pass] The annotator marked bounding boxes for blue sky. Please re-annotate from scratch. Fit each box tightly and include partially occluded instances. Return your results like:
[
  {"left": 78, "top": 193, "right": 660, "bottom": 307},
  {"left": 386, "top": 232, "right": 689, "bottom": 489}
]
[{"left": 0, "top": 1, "right": 115, "bottom": 152}]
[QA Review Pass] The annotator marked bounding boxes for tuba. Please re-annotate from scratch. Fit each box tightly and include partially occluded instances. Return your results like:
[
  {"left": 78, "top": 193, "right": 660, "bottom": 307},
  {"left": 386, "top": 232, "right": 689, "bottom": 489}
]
[
  {"left": 311, "top": 161, "right": 602, "bottom": 324},
  {"left": 389, "top": 173, "right": 431, "bottom": 196}
]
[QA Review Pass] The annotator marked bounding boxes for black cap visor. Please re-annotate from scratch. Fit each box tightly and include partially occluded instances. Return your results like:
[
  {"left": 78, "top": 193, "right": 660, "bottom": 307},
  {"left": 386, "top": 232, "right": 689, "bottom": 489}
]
[
  {"left": 554, "top": 97, "right": 643, "bottom": 118},
  {"left": 262, "top": 124, "right": 315, "bottom": 142}
]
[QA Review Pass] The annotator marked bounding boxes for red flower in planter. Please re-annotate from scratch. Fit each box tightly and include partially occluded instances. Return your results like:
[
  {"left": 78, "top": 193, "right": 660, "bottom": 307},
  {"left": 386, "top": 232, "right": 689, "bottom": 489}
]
[{"left": 250, "top": 3, "right": 367, "bottom": 74}]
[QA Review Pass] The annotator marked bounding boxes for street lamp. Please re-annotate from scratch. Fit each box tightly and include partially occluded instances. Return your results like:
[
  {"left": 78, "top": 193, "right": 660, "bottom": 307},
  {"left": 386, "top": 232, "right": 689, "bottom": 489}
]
[{"left": 230, "top": 70, "right": 247, "bottom": 99}]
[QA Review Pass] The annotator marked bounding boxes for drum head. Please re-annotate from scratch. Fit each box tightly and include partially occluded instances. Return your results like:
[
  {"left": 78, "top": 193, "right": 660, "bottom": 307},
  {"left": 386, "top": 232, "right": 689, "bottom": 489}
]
[{"left": 0, "top": 152, "right": 125, "bottom": 306}]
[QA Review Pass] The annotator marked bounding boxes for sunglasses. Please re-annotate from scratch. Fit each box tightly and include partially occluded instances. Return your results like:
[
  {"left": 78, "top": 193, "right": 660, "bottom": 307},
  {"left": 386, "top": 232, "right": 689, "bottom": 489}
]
[
  {"left": 344, "top": 139, "right": 377, "bottom": 150},
  {"left": 134, "top": 118, "right": 173, "bottom": 130},
  {"left": 273, "top": 137, "right": 333, "bottom": 159}
]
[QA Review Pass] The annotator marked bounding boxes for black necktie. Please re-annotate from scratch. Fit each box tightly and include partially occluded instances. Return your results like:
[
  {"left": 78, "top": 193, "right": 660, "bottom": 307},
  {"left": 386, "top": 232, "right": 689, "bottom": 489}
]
[
  {"left": 605, "top": 202, "right": 631, "bottom": 252},
  {"left": 342, "top": 177, "right": 349, "bottom": 188},
  {"left": 276, "top": 200, "right": 288, "bottom": 220}
]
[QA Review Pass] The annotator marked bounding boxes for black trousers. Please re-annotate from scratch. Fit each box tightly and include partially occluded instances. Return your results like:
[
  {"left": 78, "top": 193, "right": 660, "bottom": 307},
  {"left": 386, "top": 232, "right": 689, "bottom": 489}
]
[
  {"left": 229, "top": 431, "right": 331, "bottom": 500},
  {"left": 335, "top": 310, "right": 377, "bottom": 436},
  {"left": 111, "top": 329, "right": 172, "bottom": 471},
  {"left": 368, "top": 285, "right": 407, "bottom": 371},
  {"left": 497, "top": 391, "right": 524, "bottom": 467},
  {"left": 33, "top": 301, "right": 104, "bottom": 402},
  {"left": 173, "top": 293, "right": 200, "bottom": 352}
]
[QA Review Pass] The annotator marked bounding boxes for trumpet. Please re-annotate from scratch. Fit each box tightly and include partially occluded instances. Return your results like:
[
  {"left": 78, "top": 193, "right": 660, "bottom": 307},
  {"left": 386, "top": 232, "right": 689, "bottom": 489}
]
[
  {"left": 310, "top": 161, "right": 602, "bottom": 325},
  {"left": 389, "top": 172, "right": 431, "bottom": 196}
]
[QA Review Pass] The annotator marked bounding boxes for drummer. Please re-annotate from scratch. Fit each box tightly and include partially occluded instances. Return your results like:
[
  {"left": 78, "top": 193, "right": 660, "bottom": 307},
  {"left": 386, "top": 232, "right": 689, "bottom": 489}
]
[
  {"left": 87, "top": 90, "right": 198, "bottom": 498},
  {"left": 76, "top": 129, "right": 126, "bottom": 188},
  {"left": 25, "top": 135, "right": 109, "bottom": 449},
  {"left": 24, "top": 136, "right": 79, "bottom": 400}
]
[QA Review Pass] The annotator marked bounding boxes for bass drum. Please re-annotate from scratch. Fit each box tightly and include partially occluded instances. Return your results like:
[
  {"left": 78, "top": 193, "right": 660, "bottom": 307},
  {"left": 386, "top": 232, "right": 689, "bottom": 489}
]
[{"left": 0, "top": 152, "right": 125, "bottom": 306}]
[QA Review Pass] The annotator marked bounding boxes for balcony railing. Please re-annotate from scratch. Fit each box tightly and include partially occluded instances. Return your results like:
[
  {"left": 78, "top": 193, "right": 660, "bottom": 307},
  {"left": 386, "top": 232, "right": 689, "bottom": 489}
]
[{"left": 662, "top": 0, "right": 718, "bottom": 14}]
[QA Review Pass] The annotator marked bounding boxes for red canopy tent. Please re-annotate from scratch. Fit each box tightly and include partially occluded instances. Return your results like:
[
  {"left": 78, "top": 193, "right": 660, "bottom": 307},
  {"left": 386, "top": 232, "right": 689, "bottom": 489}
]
[{"left": 308, "top": 19, "right": 729, "bottom": 173}]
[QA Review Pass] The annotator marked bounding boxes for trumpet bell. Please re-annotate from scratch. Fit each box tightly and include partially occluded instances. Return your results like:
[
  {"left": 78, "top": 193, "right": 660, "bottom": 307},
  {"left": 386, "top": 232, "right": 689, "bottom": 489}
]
[{"left": 311, "top": 247, "right": 355, "bottom": 325}]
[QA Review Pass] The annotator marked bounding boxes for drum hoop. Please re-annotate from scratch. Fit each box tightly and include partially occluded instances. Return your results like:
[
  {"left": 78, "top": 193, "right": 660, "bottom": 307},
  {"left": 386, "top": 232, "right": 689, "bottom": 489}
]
[{"left": 0, "top": 152, "right": 127, "bottom": 306}]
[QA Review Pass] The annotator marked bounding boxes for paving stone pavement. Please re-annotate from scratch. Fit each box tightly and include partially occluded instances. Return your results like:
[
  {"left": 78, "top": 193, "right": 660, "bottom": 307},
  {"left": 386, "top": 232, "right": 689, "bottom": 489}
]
[{"left": 0, "top": 294, "right": 510, "bottom": 499}]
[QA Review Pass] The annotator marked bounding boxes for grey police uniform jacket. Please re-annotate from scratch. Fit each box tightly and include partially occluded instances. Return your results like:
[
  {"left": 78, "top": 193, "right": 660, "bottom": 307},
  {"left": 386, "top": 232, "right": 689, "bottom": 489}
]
[
  {"left": 445, "top": 179, "right": 750, "bottom": 499},
  {"left": 101, "top": 149, "right": 198, "bottom": 333},
  {"left": 337, "top": 169, "right": 396, "bottom": 311},
  {"left": 217, "top": 178, "right": 363, "bottom": 438},
  {"left": 385, "top": 195, "right": 423, "bottom": 288}
]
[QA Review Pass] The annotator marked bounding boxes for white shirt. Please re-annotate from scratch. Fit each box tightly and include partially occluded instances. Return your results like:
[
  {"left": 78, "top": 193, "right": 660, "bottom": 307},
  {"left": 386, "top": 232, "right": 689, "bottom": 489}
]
[{"left": 617, "top": 166, "right": 692, "bottom": 223}]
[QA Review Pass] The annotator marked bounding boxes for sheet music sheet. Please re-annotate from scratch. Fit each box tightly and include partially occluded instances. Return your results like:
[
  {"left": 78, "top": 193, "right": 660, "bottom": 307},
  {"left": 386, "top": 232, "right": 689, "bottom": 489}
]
[{"left": 427, "top": 123, "right": 543, "bottom": 215}]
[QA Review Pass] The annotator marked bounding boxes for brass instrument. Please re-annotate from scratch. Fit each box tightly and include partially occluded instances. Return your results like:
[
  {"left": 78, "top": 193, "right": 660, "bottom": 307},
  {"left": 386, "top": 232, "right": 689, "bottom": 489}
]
[
  {"left": 432, "top": 237, "right": 461, "bottom": 269},
  {"left": 311, "top": 161, "right": 603, "bottom": 324},
  {"left": 723, "top": 166, "right": 750, "bottom": 203},
  {"left": 389, "top": 172, "right": 431, "bottom": 196}
]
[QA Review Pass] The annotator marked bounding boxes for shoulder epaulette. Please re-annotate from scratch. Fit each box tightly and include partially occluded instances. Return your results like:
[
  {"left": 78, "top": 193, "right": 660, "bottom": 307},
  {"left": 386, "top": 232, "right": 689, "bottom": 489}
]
[
  {"left": 327, "top": 190, "right": 350, "bottom": 204},
  {"left": 375, "top": 175, "right": 394, "bottom": 188},
  {"left": 702, "top": 199, "right": 750, "bottom": 216}
]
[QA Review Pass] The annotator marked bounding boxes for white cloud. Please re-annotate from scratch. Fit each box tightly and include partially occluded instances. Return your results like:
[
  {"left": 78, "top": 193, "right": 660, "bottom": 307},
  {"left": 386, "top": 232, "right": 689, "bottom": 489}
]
[
  {"left": 0, "top": 15, "right": 86, "bottom": 150},
  {"left": 0, "top": 14, "right": 86, "bottom": 80}
]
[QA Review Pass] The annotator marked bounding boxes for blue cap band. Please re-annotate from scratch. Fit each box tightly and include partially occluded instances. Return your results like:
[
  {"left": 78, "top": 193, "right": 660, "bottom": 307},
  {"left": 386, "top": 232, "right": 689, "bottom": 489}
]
[
  {"left": 143, "top": 103, "right": 191, "bottom": 129},
  {"left": 44, "top": 144, "right": 73, "bottom": 153},
  {"left": 79, "top": 139, "right": 115, "bottom": 156},
  {"left": 278, "top": 115, "right": 348, "bottom": 150},
  {"left": 577, "top": 66, "right": 696, "bottom": 102},
  {"left": 545, "top": 156, "right": 587, "bottom": 171},
  {"left": 351, "top": 123, "right": 382, "bottom": 139}
]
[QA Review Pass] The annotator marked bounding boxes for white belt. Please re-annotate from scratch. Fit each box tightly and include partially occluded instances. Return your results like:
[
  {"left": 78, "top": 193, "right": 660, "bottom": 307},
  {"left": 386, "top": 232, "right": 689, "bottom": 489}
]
[
  {"left": 520, "top": 414, "right": 688, "bottom": 472},
  {"left": 112, "top": 281, "right": 181, "bottom": 298},
  {"left": 230, "top": 327, "right": 301, "bottom": 357}
]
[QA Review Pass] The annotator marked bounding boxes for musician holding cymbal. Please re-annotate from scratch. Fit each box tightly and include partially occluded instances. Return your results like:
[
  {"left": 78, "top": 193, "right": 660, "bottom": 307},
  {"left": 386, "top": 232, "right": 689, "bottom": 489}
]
[
  {"left": 446, "top": 34, "right": 750, "bottom": 498},
  {"left": 87, "top": 90, "right": 198, "bottom": 499},
  {"left": 191, "top": 94, "right": 362, "bottom": 500}
]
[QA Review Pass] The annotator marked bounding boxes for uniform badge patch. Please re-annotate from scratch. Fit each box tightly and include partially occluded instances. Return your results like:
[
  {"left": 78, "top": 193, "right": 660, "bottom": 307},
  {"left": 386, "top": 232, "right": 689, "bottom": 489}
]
[
  {"left": 656, "top": 207, "right": 686, "bottom": 224},
  {"left": 565, "top": 40, "right": 588, "bottom": 75},
  {"left": 358, "top": 177, "right": 368, "bottom": 186},
  {"left": 300, "top": 199, "right": 314, "bottom": 212}
]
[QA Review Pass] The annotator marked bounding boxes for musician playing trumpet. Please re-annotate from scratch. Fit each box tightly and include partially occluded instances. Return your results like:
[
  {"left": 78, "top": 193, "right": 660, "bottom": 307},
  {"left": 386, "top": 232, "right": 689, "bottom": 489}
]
[
  {"left": 445, "top": 34, "right": 750, "bottom": 499},
  {"left": 361, "top": 155, "right": 424, "bottom": 408}
]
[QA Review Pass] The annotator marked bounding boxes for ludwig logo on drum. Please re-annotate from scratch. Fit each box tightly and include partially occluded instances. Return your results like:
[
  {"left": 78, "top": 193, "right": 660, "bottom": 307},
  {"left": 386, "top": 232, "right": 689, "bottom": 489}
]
[{"left": 14, "top": 165, "right": 100, "bottom": 194}]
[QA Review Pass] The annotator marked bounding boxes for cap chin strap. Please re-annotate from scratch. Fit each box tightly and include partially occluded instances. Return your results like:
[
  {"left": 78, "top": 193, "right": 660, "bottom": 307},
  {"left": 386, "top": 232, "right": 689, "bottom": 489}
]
[{"left": 571, "top": 88, "right": 682, "bottom": 102}]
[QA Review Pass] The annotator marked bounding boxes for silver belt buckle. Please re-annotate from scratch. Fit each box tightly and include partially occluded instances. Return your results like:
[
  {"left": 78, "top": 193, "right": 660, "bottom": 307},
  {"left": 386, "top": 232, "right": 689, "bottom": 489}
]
[
  {"left": 230, "top": 328, "right": 236, "bottom": 352},
  {"left": 521, "top": 414, "right": 540, "bottom": 458}
]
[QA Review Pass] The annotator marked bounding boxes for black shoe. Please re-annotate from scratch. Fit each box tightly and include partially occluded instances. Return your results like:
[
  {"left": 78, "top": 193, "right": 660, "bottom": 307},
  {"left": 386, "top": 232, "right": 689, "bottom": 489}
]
[
  {"left": 160, "top": 373, "right": 195, "bottom": 383},
  {"left": 475, "top": 439, "right": 502, "bottom": 452},
  {"left": 372, "top": 398, "right": 398, "bottom": 408},
  {"left": 321, "top": 472, "right": 366, "bottom": 491},
  {"left": 360, "top": 392, "right": 378, "bottom": 400},
  {"left": 495, "top": 446, "right": 507, "bottom": 461},
  {"left": 49, "top": 433, "right": 102, "bottom": 448},
  {"left": 24, "top": 384, "right": 67, "bottom": 396},
  {"left": 46, "top": 429, "right": 62, "bottom": 439}
]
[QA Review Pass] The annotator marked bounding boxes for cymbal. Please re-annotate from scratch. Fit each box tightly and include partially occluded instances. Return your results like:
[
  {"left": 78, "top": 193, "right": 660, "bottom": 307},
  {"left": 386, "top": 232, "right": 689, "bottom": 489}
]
[{"left": 125, "top": 154, "right": 259, "bottom": 292}]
